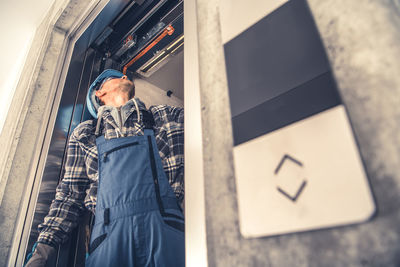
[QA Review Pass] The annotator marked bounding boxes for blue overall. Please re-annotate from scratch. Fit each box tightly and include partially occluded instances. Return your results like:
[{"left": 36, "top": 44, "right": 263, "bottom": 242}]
[{"left": 85, "top": 129, "right": 185, "bottom": 266}]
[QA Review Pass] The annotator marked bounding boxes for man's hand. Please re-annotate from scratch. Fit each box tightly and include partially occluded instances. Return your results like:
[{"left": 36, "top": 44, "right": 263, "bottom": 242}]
[{"left": 25, "top": 243, "right": 56, "bottom": 267}]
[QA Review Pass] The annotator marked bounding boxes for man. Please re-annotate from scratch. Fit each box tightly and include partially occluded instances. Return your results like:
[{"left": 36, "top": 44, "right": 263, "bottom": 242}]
[{"left": 26, "top": 69, "right": 185, "bottom": 266}]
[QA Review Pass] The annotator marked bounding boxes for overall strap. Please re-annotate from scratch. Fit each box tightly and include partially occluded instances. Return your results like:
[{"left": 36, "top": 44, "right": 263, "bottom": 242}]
[
  {"left": 94, "top": 107, "right": 154, "bottom": 137},
  {"left": 144, "top": 127, "right": 182, "bottom": 221}
]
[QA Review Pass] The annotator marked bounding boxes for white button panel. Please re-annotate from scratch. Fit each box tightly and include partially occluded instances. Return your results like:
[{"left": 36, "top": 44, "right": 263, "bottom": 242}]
[{"left": 234, "top": 105, "right": 375, "bottom": 238}]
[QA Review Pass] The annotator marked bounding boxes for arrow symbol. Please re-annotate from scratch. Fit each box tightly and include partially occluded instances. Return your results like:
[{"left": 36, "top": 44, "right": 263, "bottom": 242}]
[
  {"left": 274, "top": 154, "right": 307, "bottom": 202},
  {"left": 274, "top": 154, "right": 303, "bottom": 174},
  {"left": 277, "top": 180, "right": 307, "bottom": 202}
]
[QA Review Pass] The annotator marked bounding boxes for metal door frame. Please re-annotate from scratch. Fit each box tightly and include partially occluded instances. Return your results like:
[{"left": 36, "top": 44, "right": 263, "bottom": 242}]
[{"left": 8, "top": 1, "right": 117, "bottom": 266}]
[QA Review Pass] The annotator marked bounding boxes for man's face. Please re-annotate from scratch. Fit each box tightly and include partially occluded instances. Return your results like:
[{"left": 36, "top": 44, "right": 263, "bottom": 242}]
[
  {"left": 95, "top": 75, "right": 135, "bottom": 104},
  {"left": 100, "top": 76, "right": 134, "bottom": 94}
]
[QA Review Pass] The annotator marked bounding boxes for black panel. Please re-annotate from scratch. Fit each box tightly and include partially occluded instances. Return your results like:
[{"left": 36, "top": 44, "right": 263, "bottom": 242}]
[
  {"left": 232, "top": 72, "right": 341, "bottom": 146},
  {"left": 103, "top": 0, "right": 182, "bottom": 62},
  {"left": 25, "top": 48, "right": 102, "bottom": 267},
  {"left": 161, "top": 0, "right": 183, "bottom": 25},
  {"left": 224, "top": 0, "right": 332, "bottom": 118},
  {"left": 123, "top": 15, "right": 183, "bottom": 72},
  {"left": 75, "top": 0, "right": 131, "bottom": 54},
  {"left": 224, "top": 0, "right": 342, "bottom": 146}
]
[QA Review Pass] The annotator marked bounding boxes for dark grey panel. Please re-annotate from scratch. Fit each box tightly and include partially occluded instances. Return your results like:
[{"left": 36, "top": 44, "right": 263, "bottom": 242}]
[
  {"left": 232, "top": 71, "right": 341, "bottom": 146},
  {"left": 224, "top": 0, "right": 331, "bottom": 118},
  {"left": 25, "top": 48, "right": 100, "bottom": 267},
  {"left": 74, "top": 0, "right": 131, "bottom": 56}
]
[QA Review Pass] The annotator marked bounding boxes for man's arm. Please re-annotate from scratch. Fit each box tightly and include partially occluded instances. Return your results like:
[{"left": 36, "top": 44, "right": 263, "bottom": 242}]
[
  {"left": 26, "top": 131, "right": 90, "bottom": 266},
  {"left": 166, "top": 105, "right": 184, "bottom": 124},
  {"left": 149, "top": 105, "right": 184, "bottom": 208},
  {"left": 37, "top": 133, "right": 90, "bottom": 246},
  {"left": 150, "top": 104, "right": 184, "bottom": 125}
]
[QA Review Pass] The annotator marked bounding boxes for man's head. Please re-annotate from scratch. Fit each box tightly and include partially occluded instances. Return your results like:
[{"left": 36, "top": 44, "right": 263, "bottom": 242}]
[{"left": 86, "top": 69, "right": 135, "bottom": 118}]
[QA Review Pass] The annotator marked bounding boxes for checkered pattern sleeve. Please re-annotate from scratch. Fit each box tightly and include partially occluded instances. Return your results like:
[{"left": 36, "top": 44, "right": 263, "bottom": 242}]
[
  {"left": 167, "top": 105, "right": 184, "bottom": 123},
  {"left": 150, "top": 105, "right": 184, "bottom": 204},
  {"left": 37, "top": 131, "right": 90, "bottom": 247}
]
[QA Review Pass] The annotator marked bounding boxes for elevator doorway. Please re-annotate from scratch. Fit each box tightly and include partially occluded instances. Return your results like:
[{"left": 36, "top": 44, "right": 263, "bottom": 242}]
[{"left": 19, "top": 1, "right": 185, "bottom": 265}]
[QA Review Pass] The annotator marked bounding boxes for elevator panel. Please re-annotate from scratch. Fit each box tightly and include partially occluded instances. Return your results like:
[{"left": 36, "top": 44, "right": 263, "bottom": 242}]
[{"left": 220, "top": 0, "right": 375, "bottom": 238}]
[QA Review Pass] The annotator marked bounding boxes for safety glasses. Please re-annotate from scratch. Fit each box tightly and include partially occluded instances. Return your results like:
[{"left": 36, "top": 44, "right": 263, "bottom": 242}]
[{"left": 96, "top": 76, "right": 120, "bottom": 91}]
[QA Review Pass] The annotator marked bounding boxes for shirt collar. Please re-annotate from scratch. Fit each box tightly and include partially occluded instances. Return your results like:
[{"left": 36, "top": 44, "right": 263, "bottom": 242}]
[{"left": 98, "top": 97, "right": 147, "bottom": 117}]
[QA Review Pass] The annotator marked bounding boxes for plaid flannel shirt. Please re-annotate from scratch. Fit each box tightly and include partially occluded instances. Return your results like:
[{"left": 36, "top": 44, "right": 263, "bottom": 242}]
[{"left": 37, "top": 98, "right": 184, "bottom": 247}]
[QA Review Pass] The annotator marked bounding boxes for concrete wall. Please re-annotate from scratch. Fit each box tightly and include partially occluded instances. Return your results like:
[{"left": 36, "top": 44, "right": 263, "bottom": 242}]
[
  {"left": 0, "top": 0, "right": 56, "bottom": 134},
  {"left": 196, "top": 0, "right": 400, "bottom": 266},
  {"left": 0, "top": 0, "right": 108, "bottom": 265},
  {"left": 135, "top": 78, "right": 183, "bottom": 108}
]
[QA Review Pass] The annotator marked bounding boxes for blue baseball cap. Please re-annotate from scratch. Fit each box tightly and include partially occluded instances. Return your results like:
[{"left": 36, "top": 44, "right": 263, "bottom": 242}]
[{"left": 86, "top": 69, "right": 125, "bottom": 118}]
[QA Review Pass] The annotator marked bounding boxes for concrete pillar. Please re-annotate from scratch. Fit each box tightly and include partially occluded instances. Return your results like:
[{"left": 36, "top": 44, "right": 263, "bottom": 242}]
[
  {"left": 196, "top": 0, "right": 400, "bottom": 266},
  {"left": 0, "top": 1, "right": 103, "bottom": 265}
]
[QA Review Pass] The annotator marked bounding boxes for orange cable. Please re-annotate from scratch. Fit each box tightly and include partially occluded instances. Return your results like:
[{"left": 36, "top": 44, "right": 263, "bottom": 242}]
[{"left": 123, "top": 25, "right": 175, "bottom": 74}]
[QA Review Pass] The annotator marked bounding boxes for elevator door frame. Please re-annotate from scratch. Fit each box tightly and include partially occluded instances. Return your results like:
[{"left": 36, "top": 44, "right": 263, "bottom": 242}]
[{"left": 8, "top": 0, "right": 208, "bottom": 266}]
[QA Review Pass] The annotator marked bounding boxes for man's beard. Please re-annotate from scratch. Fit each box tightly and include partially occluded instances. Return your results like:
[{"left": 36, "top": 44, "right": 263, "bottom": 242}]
[
  {"left": 98, "top": 80, "right": 135, "bottom": 106},
  {"left": 119, "top": 80, "right": 135, "bottom": 99}
]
